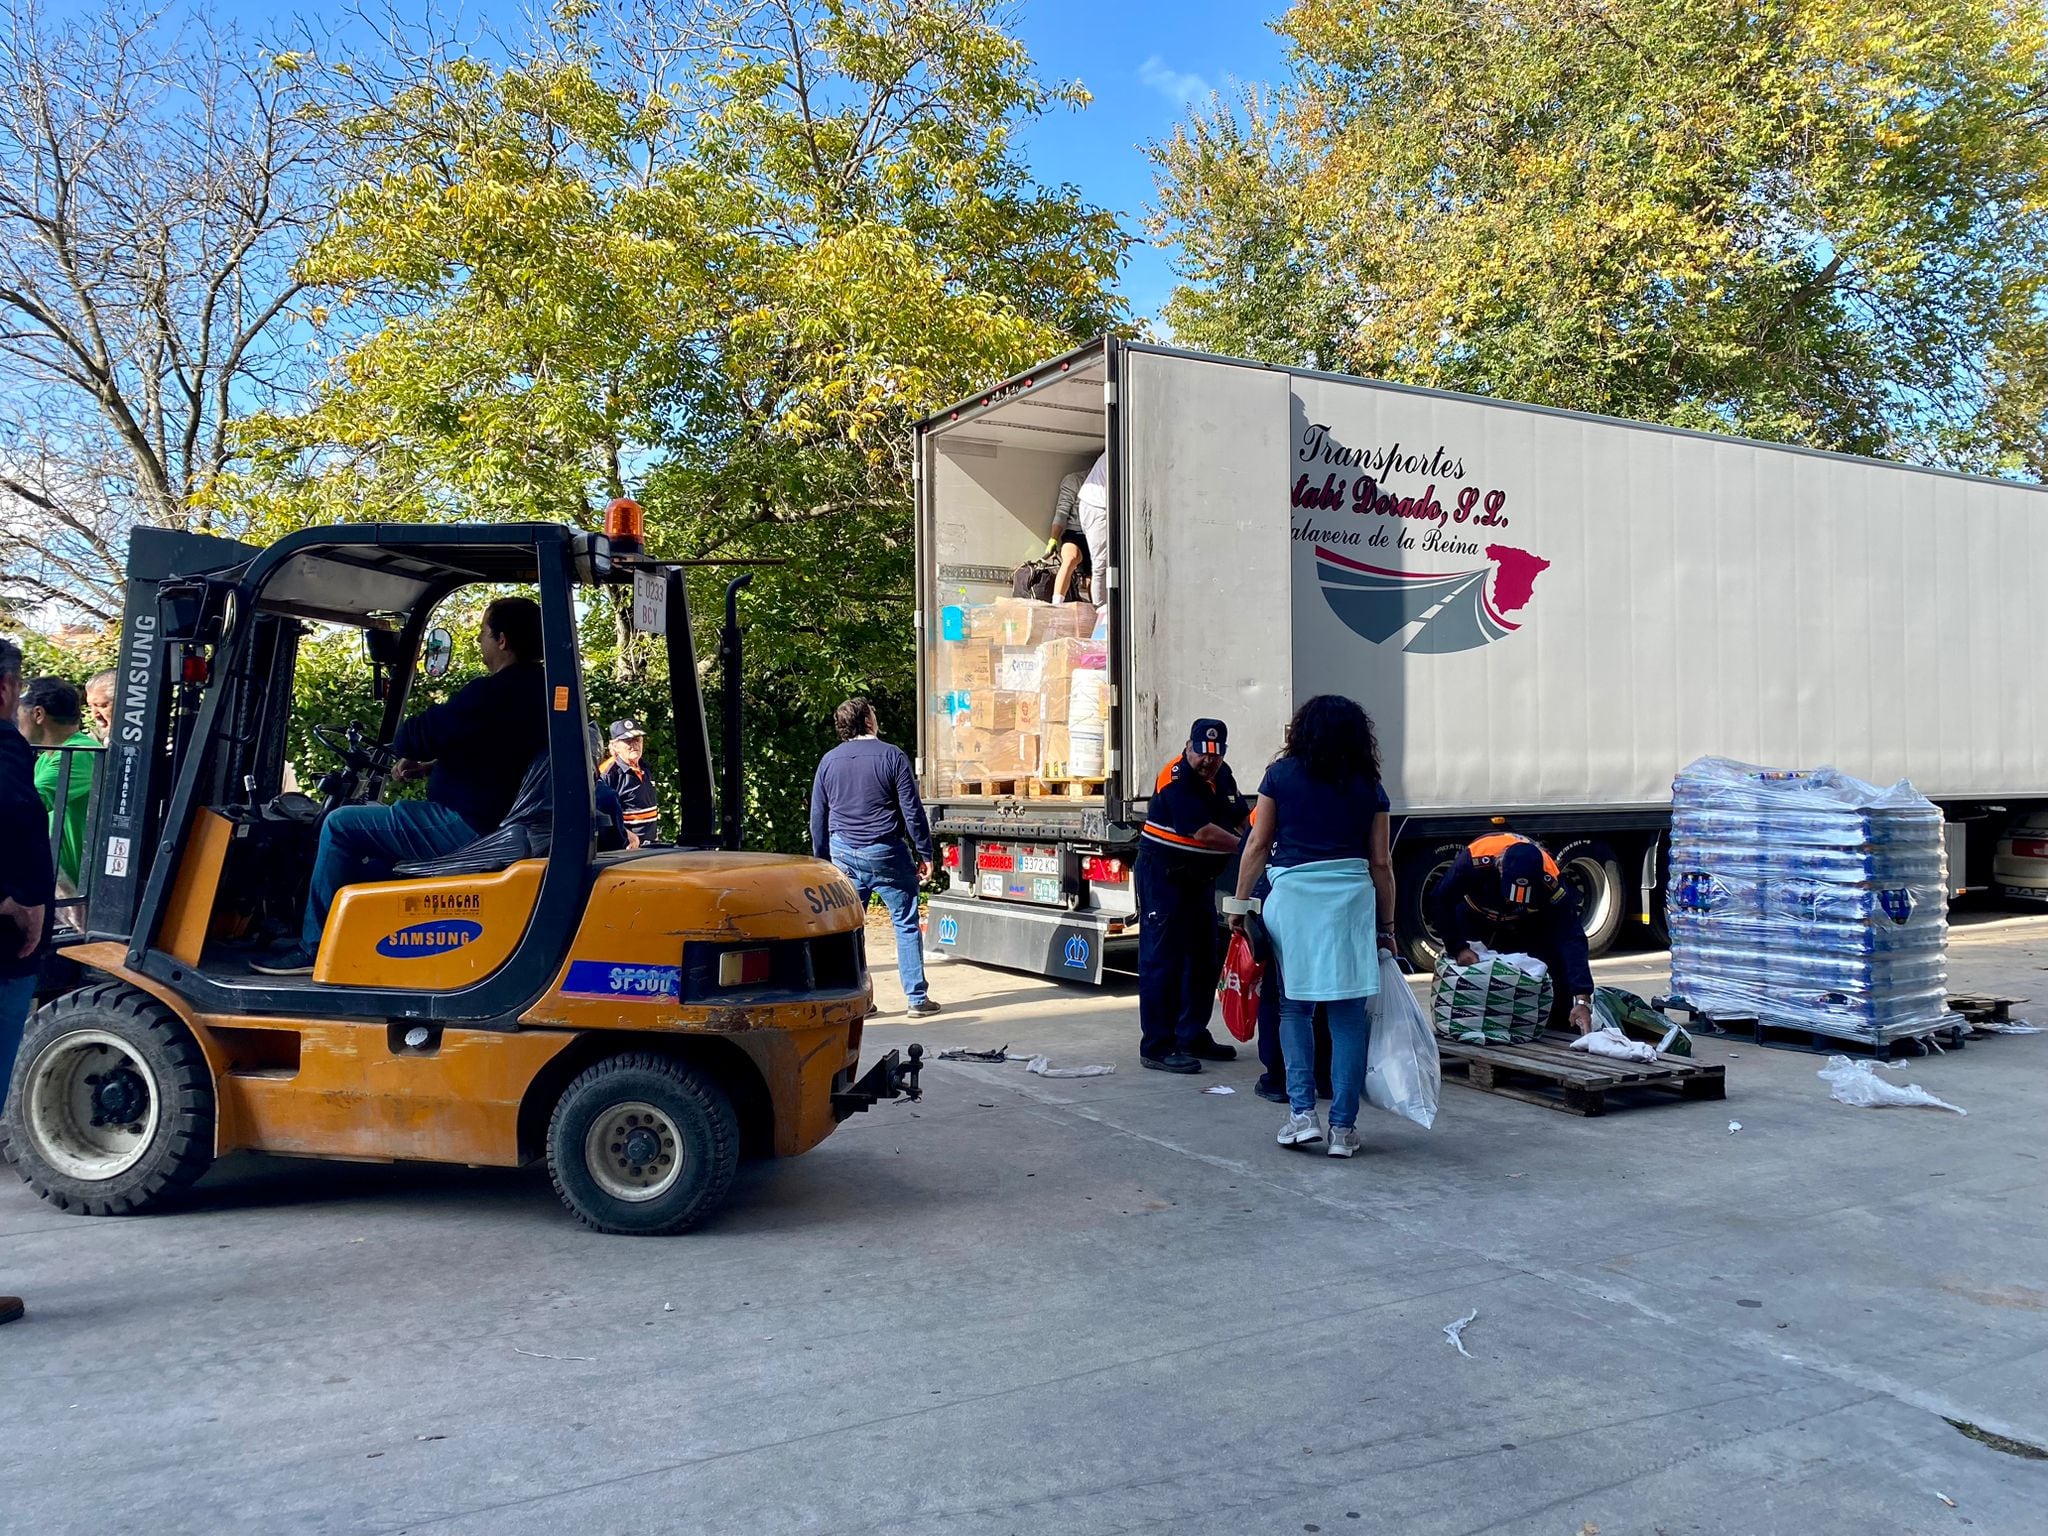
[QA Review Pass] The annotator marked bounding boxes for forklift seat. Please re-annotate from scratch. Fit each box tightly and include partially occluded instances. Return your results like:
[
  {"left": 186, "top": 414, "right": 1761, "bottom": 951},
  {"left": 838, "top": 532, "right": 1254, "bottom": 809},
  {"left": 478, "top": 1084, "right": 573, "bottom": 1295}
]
[{"left": 392, "top": 755, "right": 553, "bottom": 878}]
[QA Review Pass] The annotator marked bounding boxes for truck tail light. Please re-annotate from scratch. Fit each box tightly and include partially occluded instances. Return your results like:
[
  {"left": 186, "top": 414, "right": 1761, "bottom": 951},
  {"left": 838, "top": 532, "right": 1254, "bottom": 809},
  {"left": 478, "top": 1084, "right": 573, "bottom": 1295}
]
[
  {"left": 717, "top": 948, "right": 772, "bottom": 987},
  {"left": 2014, "top": 838, "right": 2048, "bottom": 860},
  {"left": 943, "top": 844, "right": 961, "bottom": 869},
  {"left": 1083, "top": 857, "right": 1127, "bottom": 884}
]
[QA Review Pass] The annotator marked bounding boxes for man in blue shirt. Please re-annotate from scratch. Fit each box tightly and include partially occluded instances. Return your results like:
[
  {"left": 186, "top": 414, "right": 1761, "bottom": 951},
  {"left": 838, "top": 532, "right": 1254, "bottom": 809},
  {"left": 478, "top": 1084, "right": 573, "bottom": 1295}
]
[
  {"left": 256, "top": 597, "right": 548, "bottom": 975},
  {"left": 1136, "top": 719, "right": 1250, "bottom": 1072},
  {"left": 810, "top": 696, "right": 938, "bottom": 1017}
]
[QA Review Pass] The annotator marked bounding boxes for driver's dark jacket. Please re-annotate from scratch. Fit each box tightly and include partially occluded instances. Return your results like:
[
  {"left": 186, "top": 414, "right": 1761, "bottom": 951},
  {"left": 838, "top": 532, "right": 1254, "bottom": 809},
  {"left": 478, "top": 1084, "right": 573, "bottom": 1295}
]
[{"left": 393, "top": 661, "right": 547, "bottom": 832}]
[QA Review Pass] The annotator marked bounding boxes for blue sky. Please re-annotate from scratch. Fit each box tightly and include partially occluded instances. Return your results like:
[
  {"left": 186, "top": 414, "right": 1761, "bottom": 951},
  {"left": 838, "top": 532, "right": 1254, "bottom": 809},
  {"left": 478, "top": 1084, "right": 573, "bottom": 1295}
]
[{"left": 999, "top": 1, "right": 1291, "bottom": 323}]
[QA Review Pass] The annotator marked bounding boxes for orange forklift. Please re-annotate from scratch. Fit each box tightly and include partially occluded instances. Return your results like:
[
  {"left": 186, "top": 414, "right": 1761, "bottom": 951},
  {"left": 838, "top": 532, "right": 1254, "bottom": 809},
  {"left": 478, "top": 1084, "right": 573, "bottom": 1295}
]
[{"left": 7, "top": 518, "right": 921, "bottom": 1234}]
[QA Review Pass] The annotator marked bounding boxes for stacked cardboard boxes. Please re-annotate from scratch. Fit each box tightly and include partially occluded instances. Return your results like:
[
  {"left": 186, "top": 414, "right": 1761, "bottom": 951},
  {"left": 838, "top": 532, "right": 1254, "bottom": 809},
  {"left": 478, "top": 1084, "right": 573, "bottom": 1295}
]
[{"left": 934, "top": 600, "right": 1108, "bottom": 792}]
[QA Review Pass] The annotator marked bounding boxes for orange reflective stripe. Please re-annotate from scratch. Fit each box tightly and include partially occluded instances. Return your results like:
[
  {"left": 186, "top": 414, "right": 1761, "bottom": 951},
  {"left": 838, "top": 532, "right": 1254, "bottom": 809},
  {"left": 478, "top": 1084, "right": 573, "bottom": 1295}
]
[
  {"left": 1141, "top": 822, "right": 1211, "bottom": 850},
  {"left": 1465, "top": 832, "right": 1558, "bottom": 878}
]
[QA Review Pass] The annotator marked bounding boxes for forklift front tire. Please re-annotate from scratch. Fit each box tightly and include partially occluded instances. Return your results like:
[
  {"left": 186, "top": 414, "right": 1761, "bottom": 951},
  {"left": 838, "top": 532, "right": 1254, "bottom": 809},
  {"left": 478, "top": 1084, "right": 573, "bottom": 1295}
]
[
  {"left": 9, "top": 983, "right": 217, "bottom": 1216},
  {"left": 546, "top": 1053, "right": 741, "bottom": 1235}
]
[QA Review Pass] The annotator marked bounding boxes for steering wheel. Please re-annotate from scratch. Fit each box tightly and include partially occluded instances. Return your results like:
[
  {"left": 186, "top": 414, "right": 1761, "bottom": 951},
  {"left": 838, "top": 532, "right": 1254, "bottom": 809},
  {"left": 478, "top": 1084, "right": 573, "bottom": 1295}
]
[{"left": 311, "top": 721, "right": 391, "bottom": 777}]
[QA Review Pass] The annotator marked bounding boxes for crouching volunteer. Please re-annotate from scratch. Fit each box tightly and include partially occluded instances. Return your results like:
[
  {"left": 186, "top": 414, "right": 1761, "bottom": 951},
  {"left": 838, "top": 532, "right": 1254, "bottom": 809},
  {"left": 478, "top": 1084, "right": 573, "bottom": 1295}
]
[
  {"left": 1229, "top": 696, "right": 1395, "bottom": 1158},
  {"left": 1135, "top": 719, "right": 1249, "bottom": 1073},
  {"left": 1427, "top": 833, "right": 1595, "bottom": 1033}
]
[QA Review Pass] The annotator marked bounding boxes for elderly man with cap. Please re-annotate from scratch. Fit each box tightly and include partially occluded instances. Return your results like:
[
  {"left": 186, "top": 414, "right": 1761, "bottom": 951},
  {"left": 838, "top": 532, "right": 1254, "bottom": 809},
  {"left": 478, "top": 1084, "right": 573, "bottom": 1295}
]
[
  {"left": 599, "top": 718, "right": 661, "bottom": 844},
  {"left": 1427, "top": 832, "right": 1596, "bottom": 1032},
  {"left": 1135, "top": 718, "right": 1251, "bottom": 1072}
]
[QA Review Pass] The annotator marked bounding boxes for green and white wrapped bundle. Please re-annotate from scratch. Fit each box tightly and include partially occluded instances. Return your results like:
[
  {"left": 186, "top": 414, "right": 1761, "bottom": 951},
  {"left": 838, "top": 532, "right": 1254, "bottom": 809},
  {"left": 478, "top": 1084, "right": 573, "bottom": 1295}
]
[{"left": 1431, "top": 950, "right": 1552, "bottom": 1044}]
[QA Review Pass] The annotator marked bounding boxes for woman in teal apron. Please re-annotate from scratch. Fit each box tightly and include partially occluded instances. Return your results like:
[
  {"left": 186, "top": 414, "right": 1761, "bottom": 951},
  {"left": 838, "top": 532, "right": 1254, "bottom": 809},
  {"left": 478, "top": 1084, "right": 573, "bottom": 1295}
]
[{"left": 1228, "top": 696, "right": 1396, "bottom": 1158}]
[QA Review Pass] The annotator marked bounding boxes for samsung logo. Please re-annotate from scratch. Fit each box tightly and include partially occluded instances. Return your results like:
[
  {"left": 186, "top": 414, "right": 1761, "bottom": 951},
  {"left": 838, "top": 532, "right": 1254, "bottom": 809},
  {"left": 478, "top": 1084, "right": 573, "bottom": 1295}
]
[
  {"left": 119, "top": 614, "right": 156, "bottom": 745},
  {"left": 375, "top": 921, "right": 483, "bottom": 958}
]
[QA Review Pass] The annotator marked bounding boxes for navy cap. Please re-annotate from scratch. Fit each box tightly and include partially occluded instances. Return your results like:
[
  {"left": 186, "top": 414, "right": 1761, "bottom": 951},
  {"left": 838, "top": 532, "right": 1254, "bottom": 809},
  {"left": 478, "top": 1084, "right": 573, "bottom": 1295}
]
[
  {"left": 1190, "top": 718, "right": 1228, "bottom": 755},
  {"left": 609, "top": 718, "right": 646, "bottom": 741},
  {"left": 1500, "top": 841, "right": 1545, "bottom": 906}
]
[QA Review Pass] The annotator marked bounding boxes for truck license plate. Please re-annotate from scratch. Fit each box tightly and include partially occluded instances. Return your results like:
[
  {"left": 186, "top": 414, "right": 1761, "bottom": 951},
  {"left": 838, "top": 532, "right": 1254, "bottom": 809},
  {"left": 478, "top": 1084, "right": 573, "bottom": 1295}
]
[{"left": 974, "top": 842, "right": 1064, "bottom": 905}]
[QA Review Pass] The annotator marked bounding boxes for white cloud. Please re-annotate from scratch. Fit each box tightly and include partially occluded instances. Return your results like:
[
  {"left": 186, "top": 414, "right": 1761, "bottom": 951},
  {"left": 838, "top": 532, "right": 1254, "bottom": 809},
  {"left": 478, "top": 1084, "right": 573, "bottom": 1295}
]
[{"left": 1139, "top": 55, "right": 1211, "bottom": 108}]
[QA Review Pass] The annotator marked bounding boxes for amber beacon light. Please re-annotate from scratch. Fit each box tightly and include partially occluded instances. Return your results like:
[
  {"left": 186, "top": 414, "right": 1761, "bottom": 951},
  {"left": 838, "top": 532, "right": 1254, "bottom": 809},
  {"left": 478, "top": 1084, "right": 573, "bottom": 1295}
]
[{"left": 604, "top": 497, "right": 646, "bottom": 557}]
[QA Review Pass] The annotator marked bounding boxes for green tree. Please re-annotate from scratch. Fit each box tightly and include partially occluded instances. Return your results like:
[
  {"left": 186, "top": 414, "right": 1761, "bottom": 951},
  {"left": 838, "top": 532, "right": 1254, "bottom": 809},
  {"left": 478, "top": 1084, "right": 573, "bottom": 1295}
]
[
  {"left": 1151, "top": 0, "right": 2048, "bottom": 472},
  {"left": 231, "top": 0, "right": 1126, "bottom": 849}
]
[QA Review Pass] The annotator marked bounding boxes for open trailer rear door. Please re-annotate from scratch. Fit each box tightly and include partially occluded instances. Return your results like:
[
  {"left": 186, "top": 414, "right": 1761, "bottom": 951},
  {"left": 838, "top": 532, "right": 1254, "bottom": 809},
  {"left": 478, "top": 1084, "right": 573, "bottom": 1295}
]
[{"left": 1116, "top": 345, "right": 1295, "bottom": 807}]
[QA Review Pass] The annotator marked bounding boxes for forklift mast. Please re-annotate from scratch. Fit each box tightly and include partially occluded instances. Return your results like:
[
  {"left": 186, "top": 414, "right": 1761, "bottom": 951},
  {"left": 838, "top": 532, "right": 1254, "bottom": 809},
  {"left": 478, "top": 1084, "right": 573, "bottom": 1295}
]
[{"left": 87, "top": 527, "right": 266, "bottom": 945}]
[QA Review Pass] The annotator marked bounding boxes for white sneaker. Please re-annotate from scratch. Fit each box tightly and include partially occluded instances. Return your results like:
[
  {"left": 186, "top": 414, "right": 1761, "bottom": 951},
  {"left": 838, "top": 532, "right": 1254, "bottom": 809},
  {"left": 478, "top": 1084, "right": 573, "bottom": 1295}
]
[
  {"left": 1327, "top": 1125, "right": 1362, "bottom": 1158},
  {"left": 1277, "top": 1109, "right": 1324, "bottom": 1147}
]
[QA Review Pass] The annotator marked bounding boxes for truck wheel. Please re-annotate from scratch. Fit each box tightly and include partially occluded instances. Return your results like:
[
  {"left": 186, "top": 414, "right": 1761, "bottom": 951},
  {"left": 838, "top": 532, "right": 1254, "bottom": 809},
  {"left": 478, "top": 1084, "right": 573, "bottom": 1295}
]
[
  {"left": 1557, "top": 839, "right": 1625, "bottom": 958},
  {"left": 546, "top": 1053, "right": 740, "bottom": 1236},
  {"left": 8, "top": 983, "right": 216, "bottom": 1216},
  {"left": 1395, "top": 843, "right": 1465, "bottom": 972}
]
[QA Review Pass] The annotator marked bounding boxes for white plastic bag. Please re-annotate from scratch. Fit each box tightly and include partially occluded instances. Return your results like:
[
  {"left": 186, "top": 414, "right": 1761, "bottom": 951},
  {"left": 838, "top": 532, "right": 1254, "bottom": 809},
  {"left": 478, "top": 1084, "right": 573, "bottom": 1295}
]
[
  {"left": 1569, "top": 1025, "right": 1658, "bottom": 1064},
  {"left": 1367, "top": 956, "right": 1440, "bottom": 1129},
  {"left": 1817, "top": 1055, "right": 1965, "bottom": 1114}
]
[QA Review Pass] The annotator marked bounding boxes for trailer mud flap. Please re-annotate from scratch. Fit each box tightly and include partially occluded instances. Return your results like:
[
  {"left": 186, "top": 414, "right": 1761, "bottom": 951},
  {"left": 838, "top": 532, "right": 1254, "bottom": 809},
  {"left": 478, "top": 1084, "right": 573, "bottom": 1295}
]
[{"left": 924, "top": 894, "right": 1115, "bottom": 984}]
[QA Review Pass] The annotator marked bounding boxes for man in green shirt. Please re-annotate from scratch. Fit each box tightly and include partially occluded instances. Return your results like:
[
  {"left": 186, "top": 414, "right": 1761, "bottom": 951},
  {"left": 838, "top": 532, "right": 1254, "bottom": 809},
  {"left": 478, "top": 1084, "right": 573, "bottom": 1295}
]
[{"left": 18, "top": 676, "right": 98, "bottom": 893}]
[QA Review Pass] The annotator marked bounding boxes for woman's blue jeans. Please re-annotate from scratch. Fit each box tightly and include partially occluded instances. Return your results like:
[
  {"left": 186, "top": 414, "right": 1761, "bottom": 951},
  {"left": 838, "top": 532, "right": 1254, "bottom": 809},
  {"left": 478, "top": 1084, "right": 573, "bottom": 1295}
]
[{"left": 1280, "top": 994, "right": 1371, "bottom": 1125}]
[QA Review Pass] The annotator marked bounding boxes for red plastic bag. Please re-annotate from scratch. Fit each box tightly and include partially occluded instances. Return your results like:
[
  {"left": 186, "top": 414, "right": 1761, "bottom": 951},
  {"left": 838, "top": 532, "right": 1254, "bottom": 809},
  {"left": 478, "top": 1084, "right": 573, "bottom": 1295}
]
[{"left": 1219, "top": 930, "right": 1262, "bottom": 1042}]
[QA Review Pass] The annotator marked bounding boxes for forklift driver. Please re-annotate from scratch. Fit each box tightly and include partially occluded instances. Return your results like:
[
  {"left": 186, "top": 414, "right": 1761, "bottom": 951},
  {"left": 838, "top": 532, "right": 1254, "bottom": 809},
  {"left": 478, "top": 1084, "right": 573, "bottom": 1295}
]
[{"left": 253, "top": 597, "right": 548, "bottom": 975}]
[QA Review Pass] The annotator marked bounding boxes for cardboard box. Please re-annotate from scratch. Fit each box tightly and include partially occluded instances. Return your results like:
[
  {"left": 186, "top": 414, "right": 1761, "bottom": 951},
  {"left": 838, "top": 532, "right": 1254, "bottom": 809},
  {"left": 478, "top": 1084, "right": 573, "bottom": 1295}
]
[
  {"left": 1039, "top": 637, "right": 1107, "bottom": 685},
  {"left": 982, "top": 731, "right": 1040, "bottom": 775},
  {"left": 968, "top": 691, "right": 1032, "bottom": 731},
  {"left": 994, "top": 598, "right": 1094, "bottom": 648},
  {"left": 1040, "top": 723, "right": 1072, "bottom": 778},
  {"left": 1013, "top": 693, "right": 1042, "bottom": 733},
  {"left": 995, "top": 646, "right": 1043, "bottom": 693},
  {"left": 942, "top": 640, "right": 994, "bottom": 692},
  {"left": 965, "top": 604, "right": 1002, "bottom": 640}
]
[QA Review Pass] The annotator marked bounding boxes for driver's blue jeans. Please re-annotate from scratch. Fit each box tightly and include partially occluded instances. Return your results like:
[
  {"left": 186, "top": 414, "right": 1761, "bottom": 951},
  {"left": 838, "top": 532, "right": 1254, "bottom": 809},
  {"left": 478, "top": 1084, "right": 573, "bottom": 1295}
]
[{"left": 302, "top": 802, "right": 478, "bottom": 955}]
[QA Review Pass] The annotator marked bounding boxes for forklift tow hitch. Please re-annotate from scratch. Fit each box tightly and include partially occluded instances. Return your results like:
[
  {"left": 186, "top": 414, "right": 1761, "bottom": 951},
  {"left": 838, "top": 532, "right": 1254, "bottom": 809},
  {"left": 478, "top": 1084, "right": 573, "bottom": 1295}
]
[{"left": 832, "top": 1044, "right": 925, "bottom": 1120}]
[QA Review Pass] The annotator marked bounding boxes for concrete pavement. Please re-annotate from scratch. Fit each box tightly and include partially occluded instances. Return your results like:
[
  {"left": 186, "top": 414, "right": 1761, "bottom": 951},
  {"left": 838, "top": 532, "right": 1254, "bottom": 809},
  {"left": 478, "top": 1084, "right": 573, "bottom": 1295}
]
[{"left": 5, "top": 914, "right": 2048, "bottom": 1534}]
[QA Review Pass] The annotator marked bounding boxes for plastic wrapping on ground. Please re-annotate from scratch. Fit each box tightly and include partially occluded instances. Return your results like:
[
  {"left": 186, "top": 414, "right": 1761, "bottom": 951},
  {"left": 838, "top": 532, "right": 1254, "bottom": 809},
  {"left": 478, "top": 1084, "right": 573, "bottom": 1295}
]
[
  {"left": 1817, "top": 1056, "right": 1965, "bottom": 1114},
  {"left": 1667, "top": 757, "right": 1952, "bottom": 1044},
  {"left": 1366, "top": 956, "right": 1440, "bottom": 1129},
  {"left": 1570, "top": 1025, "right": 1659, "bottom": 1064},
  {"left": 1431, "top": 946, "right": 1552, "bottom": 1044}
]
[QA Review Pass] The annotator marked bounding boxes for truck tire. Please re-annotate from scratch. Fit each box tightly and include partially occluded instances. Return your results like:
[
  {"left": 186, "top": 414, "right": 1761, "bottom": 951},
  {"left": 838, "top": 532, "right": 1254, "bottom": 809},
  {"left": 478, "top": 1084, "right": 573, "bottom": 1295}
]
[
  {"left": 1556, "top": 839, "right": 1625, "bottom": 958},
  {"left": 8, "top": 983, "right": 216, "bottom": 1216},
  {"left": 1395, "top": 842, "right": 1466, "bottom": 972},
  {"left": 547, "top": 1053, "right": 741, "bottom": 1235}
]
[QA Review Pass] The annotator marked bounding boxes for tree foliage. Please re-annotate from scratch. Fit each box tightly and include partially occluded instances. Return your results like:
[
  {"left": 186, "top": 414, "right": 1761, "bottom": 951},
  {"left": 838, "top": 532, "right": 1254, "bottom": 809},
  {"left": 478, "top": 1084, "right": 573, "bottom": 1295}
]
[
  {"left": 229, "top": 0, "right": 1126, "bottom": 850},
  {"left": 1151, "top": 0, "right": 2048, "bottom": 473}
]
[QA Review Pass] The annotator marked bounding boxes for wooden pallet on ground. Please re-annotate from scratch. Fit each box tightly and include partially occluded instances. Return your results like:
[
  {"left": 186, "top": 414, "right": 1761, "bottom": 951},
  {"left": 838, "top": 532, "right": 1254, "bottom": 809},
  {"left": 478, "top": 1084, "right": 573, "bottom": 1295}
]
[
  {"left": 1949, "top": 993, "right": 2025, "bottom": 1028},
  {"left": 1436, "top": 1032, "right": 1726, "bottom": 1117},
  {"left": 1653, "top": 997, "right": 1967, "bottom": 1058}
]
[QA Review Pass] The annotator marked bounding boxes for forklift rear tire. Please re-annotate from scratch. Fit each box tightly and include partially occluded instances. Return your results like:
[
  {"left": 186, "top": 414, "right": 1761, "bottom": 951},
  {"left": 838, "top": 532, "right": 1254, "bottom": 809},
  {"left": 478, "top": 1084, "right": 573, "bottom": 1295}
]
[
  {"left": 8, "top": 983, "right": 216, "bottom": 1216},
  {"left": 546, "top": 1053, "right": 740, "bottom": 1235}
]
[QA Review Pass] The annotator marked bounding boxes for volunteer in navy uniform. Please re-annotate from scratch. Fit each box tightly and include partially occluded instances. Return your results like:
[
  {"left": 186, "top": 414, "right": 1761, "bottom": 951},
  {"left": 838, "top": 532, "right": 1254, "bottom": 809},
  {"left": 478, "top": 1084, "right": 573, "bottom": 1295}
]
[
  {"left": 1136, "top": 719, "right": 1251, "bottom": 1072},
  {"left": 1427, "top": 832, "right": 1596, "bottom": 1032},
  {"left": 599, "top": 718, "right": 661, "bottom": 844}
]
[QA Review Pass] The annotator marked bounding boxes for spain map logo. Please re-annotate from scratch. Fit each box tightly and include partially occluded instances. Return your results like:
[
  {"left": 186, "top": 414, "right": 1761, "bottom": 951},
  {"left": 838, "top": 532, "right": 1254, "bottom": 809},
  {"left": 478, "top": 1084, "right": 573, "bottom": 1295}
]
[{"left": 1316, "top": 544, "right": 1550, "bottom": 654}]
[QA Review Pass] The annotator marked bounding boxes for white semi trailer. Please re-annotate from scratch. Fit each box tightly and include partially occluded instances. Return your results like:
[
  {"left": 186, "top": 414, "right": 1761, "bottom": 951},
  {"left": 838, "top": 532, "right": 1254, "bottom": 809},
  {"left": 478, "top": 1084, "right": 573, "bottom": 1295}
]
[{"left": 913, "top": 337, "right": 2048, "bottom": 983}]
